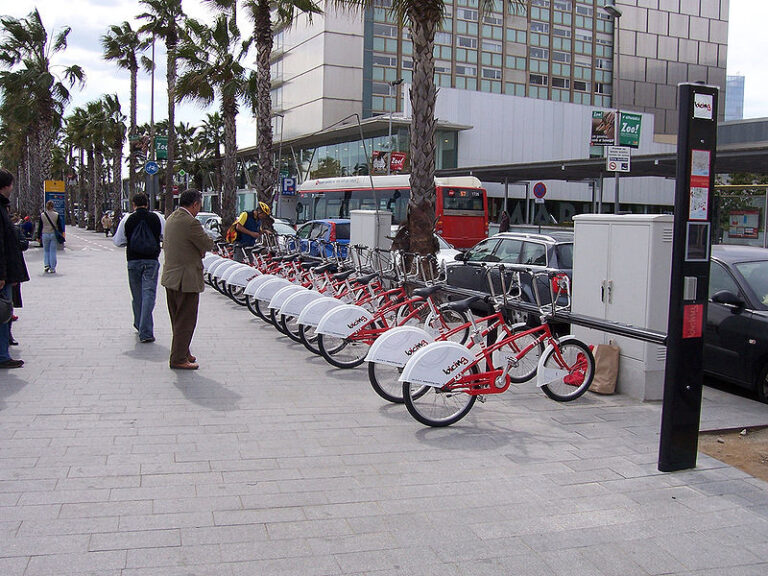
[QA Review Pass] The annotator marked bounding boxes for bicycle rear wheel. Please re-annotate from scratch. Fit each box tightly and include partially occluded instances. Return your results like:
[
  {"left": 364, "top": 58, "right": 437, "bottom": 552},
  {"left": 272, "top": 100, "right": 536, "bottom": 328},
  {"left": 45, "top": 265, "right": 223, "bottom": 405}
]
[
  {"left": 402, "top": 367, "right": 477, "bottom": 427},
  {"left": 539, "top": 339, "right": 594, "bottom": 402},
  {"left": 246, "top": 295, "right": 266, "bottom": 320},
  {"left": 318, "top": 334, "right": 369, "bottom": 369},
  {"left": 227, "top": 284, "right": 248, "bottom": 305},
  {"left": 368, "top": 362, "right": 428, "bottom": 404},
  {"left": 423, "top": 308, "right": 469, "bottom": 344},
  {"left": 298, "top": 324, "right": 322, "bottom": 355},
  {"left": 280, "top": 314, "right": 303, "bottom": 343}
]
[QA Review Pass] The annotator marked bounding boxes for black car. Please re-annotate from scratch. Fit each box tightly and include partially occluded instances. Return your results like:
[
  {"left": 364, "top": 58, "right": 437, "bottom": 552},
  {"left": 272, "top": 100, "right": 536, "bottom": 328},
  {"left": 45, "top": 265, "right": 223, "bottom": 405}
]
[
  {"left": 706, "top": 244, "right": 768, "bottom": 402},
  {"left": 446, "top": 231, "right": 574, "bottom": 320}
]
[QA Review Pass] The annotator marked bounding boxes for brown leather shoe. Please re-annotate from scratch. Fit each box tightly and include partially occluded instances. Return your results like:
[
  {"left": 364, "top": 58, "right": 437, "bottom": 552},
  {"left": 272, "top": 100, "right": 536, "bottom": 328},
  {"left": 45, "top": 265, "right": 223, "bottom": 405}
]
[
  {"left": 187, "top": 354, "right": 196, "bottom": 363},
  {"left": 0, "top": 359, "right": 24, "bottom": 369},
  {"left": 170, "top": 361, "right": 199, "bottom": 370}
]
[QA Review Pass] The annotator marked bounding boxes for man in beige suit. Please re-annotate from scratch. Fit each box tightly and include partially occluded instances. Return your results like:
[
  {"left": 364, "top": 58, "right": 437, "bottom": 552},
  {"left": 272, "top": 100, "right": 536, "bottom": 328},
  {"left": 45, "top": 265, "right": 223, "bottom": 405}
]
[{"left": 161, "top": 189, "right": 214, "bottom": 370}]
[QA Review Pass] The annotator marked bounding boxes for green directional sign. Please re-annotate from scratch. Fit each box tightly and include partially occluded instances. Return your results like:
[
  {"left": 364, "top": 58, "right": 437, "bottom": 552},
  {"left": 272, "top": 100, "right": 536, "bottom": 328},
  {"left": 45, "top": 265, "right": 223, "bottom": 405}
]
[
  {"left": 618, "top": 112, "right": 642, "bottom": 148},
  {"left": 155, "top": 136, "right": 168, "bottom": 160}
]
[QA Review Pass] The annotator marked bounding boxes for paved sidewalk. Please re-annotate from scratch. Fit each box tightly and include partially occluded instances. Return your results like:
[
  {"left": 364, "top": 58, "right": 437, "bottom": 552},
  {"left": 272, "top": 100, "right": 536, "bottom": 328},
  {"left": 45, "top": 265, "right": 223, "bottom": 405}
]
[{"left": 1, "top": 227, "right": 767, "bottom": 576}]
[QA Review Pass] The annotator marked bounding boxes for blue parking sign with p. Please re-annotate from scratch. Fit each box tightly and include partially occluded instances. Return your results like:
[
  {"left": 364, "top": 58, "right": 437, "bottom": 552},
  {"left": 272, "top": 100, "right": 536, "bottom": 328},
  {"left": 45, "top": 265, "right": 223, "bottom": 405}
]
[{"left": 282, "top": 177, "right": 296, "bottom": 196}]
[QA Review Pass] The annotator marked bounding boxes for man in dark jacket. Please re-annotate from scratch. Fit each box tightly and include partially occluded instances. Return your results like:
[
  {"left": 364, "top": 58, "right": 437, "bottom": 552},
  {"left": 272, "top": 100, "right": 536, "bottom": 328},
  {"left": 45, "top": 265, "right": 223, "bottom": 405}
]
[
  {"left": 113, "top": 193, "right": 164, "bottom": 343},
  {"left": 0, "top": 168, "right": 29, "bottom": 368}
]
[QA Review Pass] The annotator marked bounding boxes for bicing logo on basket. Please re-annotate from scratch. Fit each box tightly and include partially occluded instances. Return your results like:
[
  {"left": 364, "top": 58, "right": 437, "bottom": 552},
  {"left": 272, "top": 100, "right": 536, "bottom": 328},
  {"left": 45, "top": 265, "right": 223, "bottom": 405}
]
[
  {"left": 405, "top": 340, "right": 429, "bottom": 357},
  {"left": 442, "top": 357, "right": 469, "bottom": 376}
]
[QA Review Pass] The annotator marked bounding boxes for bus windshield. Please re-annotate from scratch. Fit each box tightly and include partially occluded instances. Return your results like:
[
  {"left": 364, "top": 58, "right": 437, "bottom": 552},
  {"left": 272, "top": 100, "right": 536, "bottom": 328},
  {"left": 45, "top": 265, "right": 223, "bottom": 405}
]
[
  {"left": 303, "top": 189, "right": 409, "bottom": 225},
  {"left": 442, "top": 188, "right": 485, "bottom": 212}
]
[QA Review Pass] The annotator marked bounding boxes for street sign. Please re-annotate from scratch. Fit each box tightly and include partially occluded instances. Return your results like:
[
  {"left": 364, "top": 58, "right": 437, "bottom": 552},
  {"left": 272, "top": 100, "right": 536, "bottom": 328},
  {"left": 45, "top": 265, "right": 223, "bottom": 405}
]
[
  {"left": 155, "top": 137, "right": 168, "bottom": 160},
  {"left": 618, "top": 112, "right": 642, "bottom": 148},
  {"left": 178, "top": 169, "right": 186, "bottom": 177},
  {"left": 145, "top": 161, "right": 159, "bottom": 175},
  {"left": 533, "top": 181, "right": 547, "bottom": 199},
  {"left": 606, "top": 146, "right": 631, "bottom": 172},
  {"left": 282, "top": 177, "right": 296, "bottom": 196}
]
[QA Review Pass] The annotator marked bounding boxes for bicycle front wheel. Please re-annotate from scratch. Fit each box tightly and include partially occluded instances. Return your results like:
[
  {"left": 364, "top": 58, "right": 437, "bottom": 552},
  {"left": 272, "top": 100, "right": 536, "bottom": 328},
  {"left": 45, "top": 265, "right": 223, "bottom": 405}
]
[
  {"left": 539, "top": 339, "right": 594, "bottom": 402},
  {"left": 318, "top": 334, "right": 369, "bottom": 369},
  {"left": 298, "top": 324, "right": 322, "bottom": 355},
  {"left": 246, "top": 295, "right": 266, "bottom": 319},
  {"left": 402, "top": 369, "right": 477, "bottom": 427}
]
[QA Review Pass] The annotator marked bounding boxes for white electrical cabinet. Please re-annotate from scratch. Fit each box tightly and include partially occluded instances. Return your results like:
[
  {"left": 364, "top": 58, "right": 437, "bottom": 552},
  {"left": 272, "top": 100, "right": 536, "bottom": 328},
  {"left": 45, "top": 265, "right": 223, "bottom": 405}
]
[
  {"left": 350, "top": 210, "right": 392, "bottom": 250},
  {"left": 571, "top": 214, "right": 674, "bottom": 401}
]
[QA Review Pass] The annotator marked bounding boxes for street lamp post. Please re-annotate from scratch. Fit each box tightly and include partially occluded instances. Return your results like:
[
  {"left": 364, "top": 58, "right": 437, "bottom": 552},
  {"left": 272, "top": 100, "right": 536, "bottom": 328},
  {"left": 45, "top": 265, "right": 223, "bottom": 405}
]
[
  {"left": 603, "top": 2, "right": 622, "bottom": 214},
  {"left": 387, "top": 79, "right": 404, "bottom": 175}
]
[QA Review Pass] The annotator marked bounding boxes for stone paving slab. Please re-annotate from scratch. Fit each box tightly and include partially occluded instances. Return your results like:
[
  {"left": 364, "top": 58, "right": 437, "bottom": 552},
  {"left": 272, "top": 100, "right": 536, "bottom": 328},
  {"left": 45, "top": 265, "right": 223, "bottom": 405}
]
[{"left": 0, "top": 228, "right": 767, "bottom": 575}]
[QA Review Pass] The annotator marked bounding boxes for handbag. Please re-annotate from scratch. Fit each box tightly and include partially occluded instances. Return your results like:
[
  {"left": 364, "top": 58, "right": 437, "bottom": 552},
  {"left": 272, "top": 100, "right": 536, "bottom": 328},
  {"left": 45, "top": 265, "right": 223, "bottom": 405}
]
[{"left": 44, "top": 212, "right": 65, "bottom": 244}]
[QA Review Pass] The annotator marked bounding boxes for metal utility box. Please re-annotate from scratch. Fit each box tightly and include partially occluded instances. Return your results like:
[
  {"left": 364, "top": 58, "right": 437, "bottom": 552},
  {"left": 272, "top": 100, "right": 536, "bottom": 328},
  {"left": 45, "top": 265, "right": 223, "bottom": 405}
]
[
  {"left": 350, "top": 210, "right": 392, "bottom": 250},
  {"left": 571, "top": 214, "right": 673, "bottom": 401}
]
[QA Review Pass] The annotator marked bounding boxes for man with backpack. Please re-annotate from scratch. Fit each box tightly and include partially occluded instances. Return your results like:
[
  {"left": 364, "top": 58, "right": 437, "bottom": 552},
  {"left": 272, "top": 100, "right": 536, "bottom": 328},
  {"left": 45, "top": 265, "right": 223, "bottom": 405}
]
[{"left": 113, "top": 193, "right": 164, "bottom": 343}]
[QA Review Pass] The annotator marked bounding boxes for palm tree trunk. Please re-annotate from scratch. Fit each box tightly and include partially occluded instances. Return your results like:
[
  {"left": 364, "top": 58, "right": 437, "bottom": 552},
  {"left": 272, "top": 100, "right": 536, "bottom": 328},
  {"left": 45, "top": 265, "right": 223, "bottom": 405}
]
[
  {"left": 112, "top": 144, "right": 123, "bottom": 221},
  {"left": 221, "top": 95, "right": 238, "bottom": 226},
  {"left": 165, "top": 44, "right": 177, "bottom": 216},
  {"left": 28, "top": 130, "right": 43, "bottom": 217},
  {"left": 407, "top": 14, "right": 438, "bottom": 256},
  {"left": 254, "top": 0, "right": 275, "bottom": 206},
  {"left": 129, "top": 63, "right": 138, "bottom": 198},
  {"left": 88, "top": 148, "right": 97, "bottom": 230}
]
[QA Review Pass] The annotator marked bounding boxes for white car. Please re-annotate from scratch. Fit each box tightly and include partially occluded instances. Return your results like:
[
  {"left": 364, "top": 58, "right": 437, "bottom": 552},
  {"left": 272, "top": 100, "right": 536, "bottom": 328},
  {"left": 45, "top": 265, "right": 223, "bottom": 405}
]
[{"left": 436, "top": 234, "right": 461, "bottom": 268}]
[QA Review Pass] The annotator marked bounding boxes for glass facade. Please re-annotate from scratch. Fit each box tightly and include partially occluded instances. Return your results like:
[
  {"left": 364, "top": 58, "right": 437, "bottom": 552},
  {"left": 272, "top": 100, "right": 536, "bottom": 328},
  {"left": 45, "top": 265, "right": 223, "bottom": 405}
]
[
  {"left": 725, "top": 75, "right": 745, "bottom": 122},
  {"left": 366, "top": 0, "right": 616, "bottom": 115}
]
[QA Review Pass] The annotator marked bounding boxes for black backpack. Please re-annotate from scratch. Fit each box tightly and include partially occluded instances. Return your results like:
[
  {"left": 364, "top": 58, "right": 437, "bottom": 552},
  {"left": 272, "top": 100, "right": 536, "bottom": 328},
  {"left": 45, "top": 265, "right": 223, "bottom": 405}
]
[{"left": 129, "top": 218, "right": 160, "bottom": 258}]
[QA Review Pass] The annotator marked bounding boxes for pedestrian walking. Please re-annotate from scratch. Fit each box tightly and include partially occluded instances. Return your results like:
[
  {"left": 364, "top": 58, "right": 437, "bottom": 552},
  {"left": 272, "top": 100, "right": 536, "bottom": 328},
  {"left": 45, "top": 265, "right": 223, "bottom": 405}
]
[
  {"left": 101, "top": 213, "right": 113, "bottom": 237},
  {"left": 160, "top": 189, "right": 214, "bottom": 370},
  {"left": 113, "top": 193, "right": 164, "bottom": 343},
  {"left": 38, "top": 200, "right": 64, "bottom": 273},
  {"left": 0, "top": 168, "right": 30, "bottom": 369},
  {"left": 499, "top": 209, "right": 510, "bottom": 233}
]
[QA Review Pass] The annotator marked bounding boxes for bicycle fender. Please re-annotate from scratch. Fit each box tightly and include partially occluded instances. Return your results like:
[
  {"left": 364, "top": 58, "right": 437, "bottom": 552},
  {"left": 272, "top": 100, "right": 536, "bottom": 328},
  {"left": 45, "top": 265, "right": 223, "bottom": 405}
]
[
  {"left": 227, "top": 266, "right": 261, "bottom": 288},
  {"left": 536, "top": 335, "right": 579, "bottom": 388},
  {"left": 268, "top": 285, "right": 306, "bottom": 310},
  {"left": 297, "top": 297, "right": 345, "bottom": 328},
  {"left": 220, "top": 263, "right": 250, "bottom": 285},
  {"left": 207, "top": 258, "right": 233, "bottom": 277},
  {"left": 202, "top": 254, "right": 222, "bottom": 272},
  {"left": 365, "top": 326, "right": 433, "bottom": 368},
  {"left": 211, "top": 259, "right": 239, "bottom": 279},
  {"left": 253, "top": 277, "right": 293, "bottom": 302},
  {"left": 244, "top": 274, "right": 277, "bottom": 296},
  {"left": 315, "top": 304, "right": 374, "bottom": 338},
  {"left": 399, "top": 341, "right": 474, "bottom": 388},
  {"left": 280, "top": 289, "right": 324, "bottom": 318}
]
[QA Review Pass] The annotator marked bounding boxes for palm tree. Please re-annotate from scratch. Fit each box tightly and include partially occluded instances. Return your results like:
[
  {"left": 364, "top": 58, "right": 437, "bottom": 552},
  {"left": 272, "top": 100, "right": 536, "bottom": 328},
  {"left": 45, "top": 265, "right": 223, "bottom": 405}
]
[
  {"left": 330, "top": 0, "right": 526, "bottom": 255},
  {"left": 176, "top": 12, "right": 256, "bottom": 225},
  {"left": 0, "top": 93, "right": 33, "bottom": 213},
  {"left": 64, "top": 106, "right": 91, "bottom": 225},
  {"left": 85, "top": 100, "right": 109, "bottom": 230},
  {"left": 138, "top": 0, "right": 185, "bottom": 216},
  {"left": 246, "top": 0, "right": 322, "bottom": 208},
  {"left": 197, "top": 112, "right": 225, "bottom": 202},
  {"left": 0, "top": 8, "right": 85, "bottom": 216},
  {"left": 102, "top": 94, "right": 127, "bottom": 221},
  {"left": 102, "top": 21, "right": 144, "bottom": 199}
]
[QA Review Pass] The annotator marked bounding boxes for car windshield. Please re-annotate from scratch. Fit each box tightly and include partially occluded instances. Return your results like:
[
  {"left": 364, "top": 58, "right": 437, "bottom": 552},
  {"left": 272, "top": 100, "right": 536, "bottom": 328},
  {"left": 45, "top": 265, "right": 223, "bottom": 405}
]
[{"left": 735, "top": 260, "right": 768, "bottom": 308}]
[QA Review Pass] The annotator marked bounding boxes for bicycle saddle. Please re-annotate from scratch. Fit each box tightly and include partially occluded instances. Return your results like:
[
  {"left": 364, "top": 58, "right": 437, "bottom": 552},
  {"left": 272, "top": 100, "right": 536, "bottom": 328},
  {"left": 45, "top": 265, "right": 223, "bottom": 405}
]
[
  {"left": 412, "top": 284, "right": 443, "bottom": 298},
  {"left": 314, "top": 262, "right": 337, "bottom": 274},
  {"left": 332, "top": 269, "right": 356, "bottom": 281},
  {"left": 352, "top": 272, "right": 379, "bottom": 285},
  {"left": 440, "top": 295, "right": 481, "bottom": 313}
]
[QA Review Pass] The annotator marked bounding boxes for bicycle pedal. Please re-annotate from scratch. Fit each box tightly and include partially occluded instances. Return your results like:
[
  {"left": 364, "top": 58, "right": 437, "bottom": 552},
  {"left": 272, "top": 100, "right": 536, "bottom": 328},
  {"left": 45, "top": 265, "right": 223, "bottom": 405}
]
[{"left": 477, "top": 395, "right": 486, "bottom": 403}]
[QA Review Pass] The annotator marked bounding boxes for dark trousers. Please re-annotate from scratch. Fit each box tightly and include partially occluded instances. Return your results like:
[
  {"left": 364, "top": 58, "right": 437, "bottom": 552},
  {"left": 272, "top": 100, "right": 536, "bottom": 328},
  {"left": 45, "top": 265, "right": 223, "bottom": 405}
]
[{"left": 165, "top": 288, "right": 200, "bottom": 365}]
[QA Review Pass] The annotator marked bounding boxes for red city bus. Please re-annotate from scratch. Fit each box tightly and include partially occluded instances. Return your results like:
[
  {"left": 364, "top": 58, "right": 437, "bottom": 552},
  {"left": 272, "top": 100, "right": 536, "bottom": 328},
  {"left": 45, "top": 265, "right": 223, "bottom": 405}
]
[{"left": 297, "top": 175, "right": 488, "bottom": 248}]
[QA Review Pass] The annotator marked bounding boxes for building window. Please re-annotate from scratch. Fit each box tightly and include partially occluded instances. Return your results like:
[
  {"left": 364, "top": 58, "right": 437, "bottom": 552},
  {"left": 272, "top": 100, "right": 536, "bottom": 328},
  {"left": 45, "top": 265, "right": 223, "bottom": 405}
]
[
  {"left": 575, "top": 3, "right": 593, "bottom": 16},
  {"left": 458, "top": 8, "right": 478, "bottom": 21},
  {"left": 373, "top": 23, "right": 398, "bottom": 37},
  {"left": 530, "top": 22, "right": 550, "bottom": 33},
  {"left": 574, "top": 80, "right": 589, "bottom": 91},
  {"left": 482, "top": 68, "right": 502, "bottom": 79},
  {"left": 554, "top": 1, "right": 572, "bottom": 10},
  {"left": 483, "top": 40, "right": 503, "bottom": 53},
  {"left": 435, "top": 32, "right": 452, "bottom": 45},
  {"left": 552, "top": 51, "right": 571, "bottom": 63},
  {"left": 552, "top": 77, "right": 570, "bottom": 88},
  {"left": 595, "top": 83, "right": 611, "bottom": 94},
  {"left": 456, "top": 65, "right": 477, "bottom": 76},
  {"left": 457, "top": 36, "right": 478, "bottom": 49},
  {"left": 530, "top": 74, "right": 548, "bottom": 86}
]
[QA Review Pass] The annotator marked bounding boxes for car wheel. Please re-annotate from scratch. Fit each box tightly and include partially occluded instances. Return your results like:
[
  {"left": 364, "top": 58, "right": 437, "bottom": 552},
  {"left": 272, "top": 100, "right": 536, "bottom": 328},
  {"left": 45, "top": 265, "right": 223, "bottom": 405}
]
[{"left": 757, "top": 365, "right": 768, "bottom": 404}]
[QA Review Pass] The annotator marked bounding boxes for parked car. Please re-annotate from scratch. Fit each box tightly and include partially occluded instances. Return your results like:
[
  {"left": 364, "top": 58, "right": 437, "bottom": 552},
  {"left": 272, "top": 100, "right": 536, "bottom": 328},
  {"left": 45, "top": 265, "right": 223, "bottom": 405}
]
[
  {"left": 295, "top": 219, "right": 350, "bottom": 258},
  {"left": 706, "top": 244, "right": 768, "bottom": 402},
  {"left": 202, "top": 216, "right": 223, "bottom": 240},
  {"left": 196, "top": 212, "right": 220, "bottom": 227},
  {"left": 446, "top": 231, "right": 574, "bottom": 321},
  {"left": 436, "top": 234, "right": 461, "bottom": 268}
]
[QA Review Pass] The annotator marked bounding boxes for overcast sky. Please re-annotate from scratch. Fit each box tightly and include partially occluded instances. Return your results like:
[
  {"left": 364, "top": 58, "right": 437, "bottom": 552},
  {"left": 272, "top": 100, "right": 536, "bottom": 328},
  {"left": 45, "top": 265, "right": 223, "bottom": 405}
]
[{"left": 2, "top": 0, "right": 766, "bottom": 150}]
